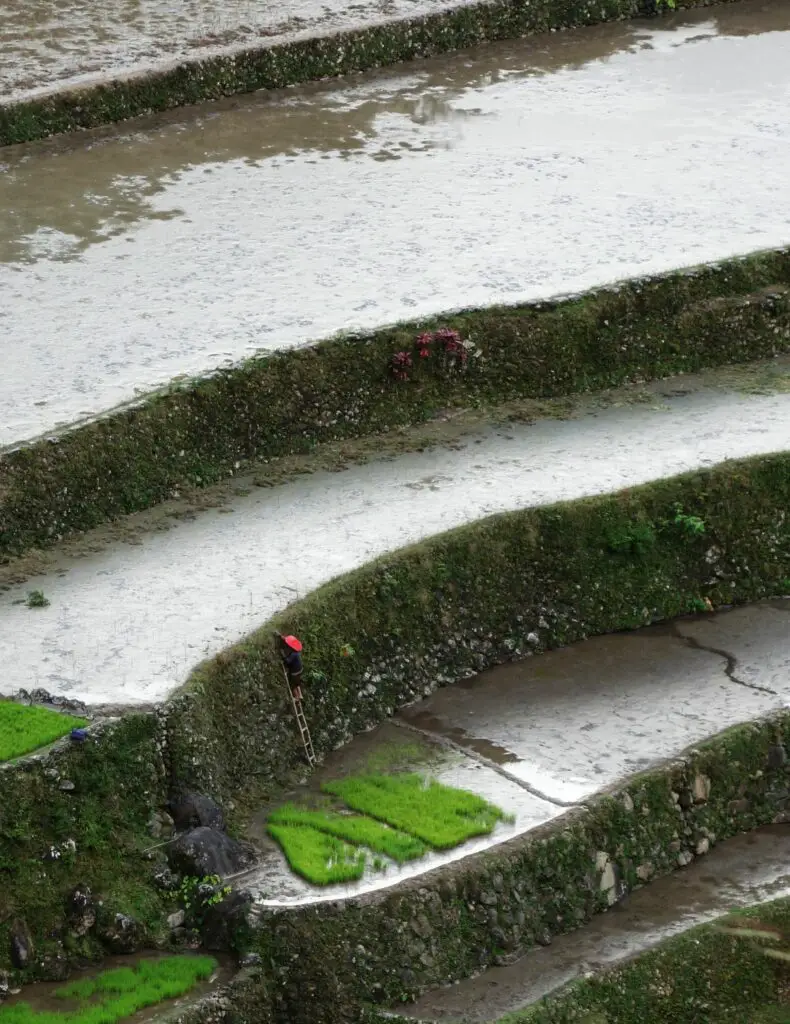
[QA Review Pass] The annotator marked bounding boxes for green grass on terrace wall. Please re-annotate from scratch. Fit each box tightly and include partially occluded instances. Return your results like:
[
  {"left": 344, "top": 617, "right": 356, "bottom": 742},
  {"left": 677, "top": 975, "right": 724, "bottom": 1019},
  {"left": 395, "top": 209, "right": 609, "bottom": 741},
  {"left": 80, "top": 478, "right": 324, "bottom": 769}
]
[
  {"left": 1, "top": 247, "right": 789, "bottom": 559},
  {"left": 0, "top": 0, "right": 741, "bottom": 147},
  {"left": 165, "top": 449, "right": 790, "bottom": 807}
]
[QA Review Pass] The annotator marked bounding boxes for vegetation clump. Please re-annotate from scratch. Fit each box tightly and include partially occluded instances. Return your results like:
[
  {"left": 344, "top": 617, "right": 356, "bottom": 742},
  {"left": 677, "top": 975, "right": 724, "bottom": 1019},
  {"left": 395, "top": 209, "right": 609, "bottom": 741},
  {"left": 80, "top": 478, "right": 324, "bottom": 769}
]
[
  {"left": 0, "top": 702, "right": 87, "bottom": 763},
  {"left": 323, "top": 773, "right": 512, "bottom": 849},
  {"left": 0, "top": 955, "right": 217, "bottom": 1023},
  {"left": 267, "top": 774, "right": 511, "bottom": 883}
]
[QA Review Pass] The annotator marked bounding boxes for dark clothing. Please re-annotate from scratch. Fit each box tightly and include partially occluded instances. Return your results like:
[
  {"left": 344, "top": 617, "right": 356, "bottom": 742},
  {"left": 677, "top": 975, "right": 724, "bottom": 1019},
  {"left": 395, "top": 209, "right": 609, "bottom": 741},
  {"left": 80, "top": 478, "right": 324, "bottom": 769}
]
[{"left": 284, "top": 650, "right": 303, "bottom": 678}]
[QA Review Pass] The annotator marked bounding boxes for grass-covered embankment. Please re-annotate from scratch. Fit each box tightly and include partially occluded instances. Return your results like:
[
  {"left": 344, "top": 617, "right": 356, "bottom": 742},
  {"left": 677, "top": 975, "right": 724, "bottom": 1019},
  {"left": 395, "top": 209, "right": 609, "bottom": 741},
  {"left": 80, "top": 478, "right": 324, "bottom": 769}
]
[
  {"left": 0, "top": 955, "right": 217, "bottom": 1024},
  {"left": 0, "top": 0, "right": 743, "bottom": 148},
  {"left": 2, "top": 247, "right": 788, "bottom": 560},
  {"left": 267, "top": 774, "right": 510, "bottom": 883},
  {"left": 501, "top": 898, "right": 790, "bottom": 1023},
  {"left": 0, "top": 702, "right": 87, "bottom": 762}
]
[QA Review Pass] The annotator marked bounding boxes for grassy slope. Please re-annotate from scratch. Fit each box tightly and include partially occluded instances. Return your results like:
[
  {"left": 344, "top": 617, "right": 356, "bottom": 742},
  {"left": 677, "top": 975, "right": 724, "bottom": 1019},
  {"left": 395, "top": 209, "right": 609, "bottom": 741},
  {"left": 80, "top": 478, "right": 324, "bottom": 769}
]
[{"left": 0, "top": 702, "right": 87, "bottom": 763}]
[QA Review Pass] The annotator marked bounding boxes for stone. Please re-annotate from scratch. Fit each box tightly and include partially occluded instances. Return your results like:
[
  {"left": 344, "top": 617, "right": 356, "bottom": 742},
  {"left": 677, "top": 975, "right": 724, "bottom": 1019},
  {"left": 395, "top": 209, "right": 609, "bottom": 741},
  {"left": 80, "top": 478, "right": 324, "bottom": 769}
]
[
  {"left": 68, "top": 886, "right": 97, "bottom": 937},
  {"left": 170, "top": 793, "right": 226, "bottom": 832},
  {"left": 168, "top": 827, "right": 255, "bottom": 878},
  {"left": 768, "top": 744, "right": 788, "bottom": 770},
  {"left": 167, "top": 910, "right": 186, "bottom": 930},
  {"left": 240, "top": 952, "right": 262, "bottom": 967},
  {"left": 677, "top": 850, "right": 694, "bottom": 867},
  {"left": 10, "top": 921, "right": 33, "bottom": 969},
  {"left": 58, "top": 780, "right": 76, "bottom": 792},
  {"left": 692, "top": 774, "right": 711, "bottom": 803},
  {"left": 153, "top": 867, "right": 180, "bottom": 892},
  {"left": 596, "top": 855, "right": 619, "bottom": 906},
  {"left": 696, "top": 837, "right": 711, "bottom": 856},
  {"left": 622, "top": 792, "right": 634, "bottom": 812},
  {"left": 636, "top": 862, "right": 654, "bottom": 882},
  {"left": 97, "top": 912, "right": 145, "bottom": 954},
  {"left": 201, "top": 891, "right": 254, "bottom": 952},
  {"left": 148, "top": 811, "right": 176, "bottom": 840},
  {"left": 729, "top": 798, "right": 751, "bottom": 814},
  {"left": 0, "top": 971, "right": 9, "bottom": 1001},
  {"left": 410, "top": 915, "right": 432, "bottom": 938}
]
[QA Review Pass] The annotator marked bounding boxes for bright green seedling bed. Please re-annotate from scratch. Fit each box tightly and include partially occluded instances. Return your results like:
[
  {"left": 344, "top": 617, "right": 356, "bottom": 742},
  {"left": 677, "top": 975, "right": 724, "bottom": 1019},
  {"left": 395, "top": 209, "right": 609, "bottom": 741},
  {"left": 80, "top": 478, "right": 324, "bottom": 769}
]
[
  {"left": 267, "top": 822, "right": 367, "bottom": 885},
  {"left": 0, "top": 701, "right": 87, "bottom": 763},
  {"left": 323, "top": 773, "right": 512, "bottom": 849},
  {"left": 268, "top": 774, "right": 511, "bottom": 884},
  {"left": 0, "top": 955, "right": 217, "bottom": 1024}
]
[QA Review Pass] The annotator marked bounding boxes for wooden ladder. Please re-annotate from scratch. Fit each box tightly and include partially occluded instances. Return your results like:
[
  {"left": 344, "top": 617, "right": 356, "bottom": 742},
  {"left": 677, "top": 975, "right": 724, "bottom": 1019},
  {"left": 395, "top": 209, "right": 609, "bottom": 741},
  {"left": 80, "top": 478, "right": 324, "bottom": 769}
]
[{"left": 284, "top": 668, "right": 317, "bottom": 767}]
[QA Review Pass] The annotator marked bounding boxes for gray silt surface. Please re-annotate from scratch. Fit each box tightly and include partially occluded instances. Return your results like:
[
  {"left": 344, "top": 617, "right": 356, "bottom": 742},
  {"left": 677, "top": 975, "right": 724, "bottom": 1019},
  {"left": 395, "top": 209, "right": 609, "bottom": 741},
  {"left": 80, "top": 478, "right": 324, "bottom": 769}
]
[
  {"left": 2, "top": 1, "right": 790, "bottom": 446},
  {"left": 240, "top": 600, "right": 788, "bottom": 906},
  {"left": 402, "top": 824, "right": 790, "bottom": 1022},
  {"left": 2, "top": 385, "right": 790, "bottom": 706}
]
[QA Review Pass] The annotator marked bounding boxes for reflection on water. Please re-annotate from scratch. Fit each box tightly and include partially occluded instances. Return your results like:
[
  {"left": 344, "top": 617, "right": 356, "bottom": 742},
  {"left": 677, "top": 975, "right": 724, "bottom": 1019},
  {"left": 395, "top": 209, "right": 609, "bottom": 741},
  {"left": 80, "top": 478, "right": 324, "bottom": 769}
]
[{"left": 2, "top": 0, "right": 788, "bottom": 265}]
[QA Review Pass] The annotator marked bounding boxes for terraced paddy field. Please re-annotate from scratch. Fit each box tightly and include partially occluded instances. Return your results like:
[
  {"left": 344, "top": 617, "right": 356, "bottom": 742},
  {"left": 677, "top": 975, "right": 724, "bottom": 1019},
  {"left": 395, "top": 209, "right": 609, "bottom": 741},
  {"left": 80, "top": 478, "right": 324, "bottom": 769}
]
[
  {"left": 2, "top": 2, "right": 790, "bottom": 446},
  {"left": 4, "top": 0, "right": 790, "bottom": 1021}
]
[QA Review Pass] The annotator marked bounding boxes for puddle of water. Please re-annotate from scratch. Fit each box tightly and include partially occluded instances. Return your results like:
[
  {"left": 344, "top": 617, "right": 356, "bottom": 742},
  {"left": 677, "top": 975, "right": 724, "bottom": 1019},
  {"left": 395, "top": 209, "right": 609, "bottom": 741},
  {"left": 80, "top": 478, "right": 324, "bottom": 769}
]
[
  {"left": 1, "top": 388, "right": 790, "bottom": 706},
  {"left": 1, "top": 951, "right": 235, "bottom": 1021},
  {"left": 2, "top": 2, "right": 790, "bottom": 445},
  {"left": 403, "top": 824, "right": 790, "bottom": 1021}
]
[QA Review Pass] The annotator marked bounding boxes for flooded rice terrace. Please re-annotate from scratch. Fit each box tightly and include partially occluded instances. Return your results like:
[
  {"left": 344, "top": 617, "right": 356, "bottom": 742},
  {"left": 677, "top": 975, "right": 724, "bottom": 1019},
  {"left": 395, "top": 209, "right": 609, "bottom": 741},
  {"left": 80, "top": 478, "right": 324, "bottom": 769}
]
[
  {"left": 2, "top": 381, "right": 790, "bottom": 706},
  {"left": 239, "top": 598, "right": 790, "bottom": 906},
  {"left": 2, "top": 1, "right": 790, "bottom": 445}
]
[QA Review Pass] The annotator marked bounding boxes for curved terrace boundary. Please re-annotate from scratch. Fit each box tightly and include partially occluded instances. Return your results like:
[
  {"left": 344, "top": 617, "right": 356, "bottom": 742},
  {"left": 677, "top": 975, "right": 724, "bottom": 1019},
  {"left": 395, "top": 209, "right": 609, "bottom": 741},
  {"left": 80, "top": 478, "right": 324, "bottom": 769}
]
[
  {"left": 0, "top": 0, "right": 744, "bottom": 147},
  {"left": 2, "top": 450, "right": 790, "bottom": 992},
  {"left": 1, "top": 246, "right": 789, "bottom": 560}
]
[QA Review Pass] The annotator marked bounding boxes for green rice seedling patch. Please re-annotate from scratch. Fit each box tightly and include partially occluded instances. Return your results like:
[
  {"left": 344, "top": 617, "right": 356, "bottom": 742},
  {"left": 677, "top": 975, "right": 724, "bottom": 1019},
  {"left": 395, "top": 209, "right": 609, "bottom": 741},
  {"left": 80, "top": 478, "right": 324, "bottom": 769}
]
[
  {"left": 267, "top": 822, "right": 367, "bottom": 885},
  {"left": 269, "top": 804, "right": 427, "bottom": 862},
  {"left": 0, "top": 955, "right": 217, "bottom": 1024},
  {"left": 322, "top": 773, "right": 513, "bottom": 850},
  {"left": 0, "top": 701, "right": 87, "bottom": 762}
]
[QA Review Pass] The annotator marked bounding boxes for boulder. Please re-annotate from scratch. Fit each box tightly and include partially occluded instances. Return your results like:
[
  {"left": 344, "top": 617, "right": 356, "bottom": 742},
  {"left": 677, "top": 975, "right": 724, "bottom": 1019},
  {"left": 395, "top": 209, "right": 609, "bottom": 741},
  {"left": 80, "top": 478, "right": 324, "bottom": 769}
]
[
  {"left": 170, "top": 793, "right": 226, "bottom": 833},
  {"left": 9, "top": 920, "right": 33, "bottom": 970},
  {"left": 167, "top": 827, "right": 254, "bottom": 878},
  {"left": 201, "top": 890, "right": 254, "bottom": 952}
]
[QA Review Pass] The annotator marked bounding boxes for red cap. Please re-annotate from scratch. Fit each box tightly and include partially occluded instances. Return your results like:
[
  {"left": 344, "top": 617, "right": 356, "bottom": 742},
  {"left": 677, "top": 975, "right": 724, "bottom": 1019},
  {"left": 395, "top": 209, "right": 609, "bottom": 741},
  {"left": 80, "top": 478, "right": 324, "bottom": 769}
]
[{"left": 283, "top": 635, "right": 302, "bottom": 652}]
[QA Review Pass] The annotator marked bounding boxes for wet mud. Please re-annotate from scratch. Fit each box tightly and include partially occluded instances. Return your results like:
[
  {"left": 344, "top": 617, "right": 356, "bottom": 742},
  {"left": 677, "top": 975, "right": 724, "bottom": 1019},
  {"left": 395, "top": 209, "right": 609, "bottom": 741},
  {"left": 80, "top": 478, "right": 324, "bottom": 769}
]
[
  {"left": 2, "top": 2, "right": 790, "bottom": 444},
  {"left": 1, "top": 385, "right": 789, "bottom": 705},
  {"left": 403, "top": 825, "right": 790, "bottom": 1021}
]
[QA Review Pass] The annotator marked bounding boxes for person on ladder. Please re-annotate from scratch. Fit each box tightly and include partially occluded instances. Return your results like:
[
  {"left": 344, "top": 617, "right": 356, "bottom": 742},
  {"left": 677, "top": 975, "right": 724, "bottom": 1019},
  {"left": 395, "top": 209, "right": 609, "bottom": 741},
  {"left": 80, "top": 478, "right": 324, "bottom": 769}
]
[{"left": 276, "top": 632, "right": 304, "bottom": 700}]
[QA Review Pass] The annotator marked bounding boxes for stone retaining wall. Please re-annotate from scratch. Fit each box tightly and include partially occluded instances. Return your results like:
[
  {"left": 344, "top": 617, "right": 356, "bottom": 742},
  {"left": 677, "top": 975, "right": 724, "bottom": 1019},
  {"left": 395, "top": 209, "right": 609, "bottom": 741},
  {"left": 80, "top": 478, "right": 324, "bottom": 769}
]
[
  {"left": 2, "top": 248, "right": 789, "bottom": 558},
  {"left": 0, "top": 0, "right": 742, "bottom": 147}
]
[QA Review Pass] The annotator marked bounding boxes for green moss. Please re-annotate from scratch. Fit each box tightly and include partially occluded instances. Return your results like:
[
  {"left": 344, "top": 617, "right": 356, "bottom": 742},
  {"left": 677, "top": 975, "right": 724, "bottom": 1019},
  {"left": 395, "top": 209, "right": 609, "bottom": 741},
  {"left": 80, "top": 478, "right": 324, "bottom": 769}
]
[
  {"left": 0, "top": 955, "right": 217, "bottom": 1024},
  {"left": 2, "top": 249, "right": 789, "bottom": 559},
  {"left": 0, "top": 703, "right": 87, "bottom": 762},
  {"left": 505, "top": 898, "right": 790, "bottom": 1023},
  {"left": 322, "top": 774, "right": 511, "bottom": 849}
]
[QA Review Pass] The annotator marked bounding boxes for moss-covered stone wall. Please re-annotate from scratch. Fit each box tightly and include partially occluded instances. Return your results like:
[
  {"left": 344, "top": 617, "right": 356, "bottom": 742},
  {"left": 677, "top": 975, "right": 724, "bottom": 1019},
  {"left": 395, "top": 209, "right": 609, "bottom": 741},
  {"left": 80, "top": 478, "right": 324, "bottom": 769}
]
[
  {"left": 0, "top": 0, "right": 743, "bottom": 147},
  {"left": 166, "top": 450, "right": 790, "bottom": 804},
  {"left": 255, "top": 713, "right": 790, "bottom": 1022},
  {"left": 2, "top": 248, "right": 789, "bottom": 559},
  {"left": 2, "top": 450, "right": 790, "bottom": 1001}
]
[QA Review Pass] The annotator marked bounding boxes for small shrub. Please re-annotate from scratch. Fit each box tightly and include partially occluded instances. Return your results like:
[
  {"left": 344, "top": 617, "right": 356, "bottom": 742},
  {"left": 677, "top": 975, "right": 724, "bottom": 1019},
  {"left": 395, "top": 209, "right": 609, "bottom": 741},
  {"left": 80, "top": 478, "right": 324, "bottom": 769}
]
[
  {"left": 672, "top": 504, "right": 706, "bottom": 536},
  {"left": 25, "top": 590, "right": 49, "bottom": 608},
  {"left": 605, "top": 520, "right": 656, "bottom": 556}
]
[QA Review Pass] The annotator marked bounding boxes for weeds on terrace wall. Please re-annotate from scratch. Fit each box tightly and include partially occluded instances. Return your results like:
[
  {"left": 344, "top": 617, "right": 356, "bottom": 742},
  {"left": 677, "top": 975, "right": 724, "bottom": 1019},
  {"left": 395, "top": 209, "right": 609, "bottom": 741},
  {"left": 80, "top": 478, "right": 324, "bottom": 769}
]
[
  {"left": 0, "top": 956, "right": 217, "bottom": 1024},
  {"left": 391, "top": 328, "right": 471, "bottom": 382}
]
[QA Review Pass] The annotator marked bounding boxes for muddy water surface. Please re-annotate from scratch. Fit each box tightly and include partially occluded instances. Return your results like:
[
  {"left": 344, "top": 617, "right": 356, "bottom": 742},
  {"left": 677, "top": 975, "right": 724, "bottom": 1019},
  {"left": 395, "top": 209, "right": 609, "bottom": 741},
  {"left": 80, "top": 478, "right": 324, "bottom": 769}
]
[
  {"left": 404, "top": 825, "right": 790, "bottom": 1021},
  {"left": 1, "top": 386, "right": 789, "bottom": 705},
  {"left": 2, "top": 2, "right": 790, "bottom": 445}
]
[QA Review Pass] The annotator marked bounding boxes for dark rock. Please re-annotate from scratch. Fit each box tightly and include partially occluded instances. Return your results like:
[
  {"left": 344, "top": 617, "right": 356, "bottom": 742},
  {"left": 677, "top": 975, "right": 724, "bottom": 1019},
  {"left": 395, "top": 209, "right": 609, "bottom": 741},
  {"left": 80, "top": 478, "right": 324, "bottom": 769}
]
[
  {"left": 201, "top": 891, "right": 254, "bottom": 952},
  {"left": 240, "top": 952, "right": 262, "bottom": 967},
  {"left": 58, "top": 780, "right": 76, "bottom": 792},
  {"left": 0, "top": 970, "right": 10, "bottom": 1001},
  {"left": 768, "top": 744, "right": 788, "bottom": 770},
  {"left": 153, "top": 867, "right": 180, "bottom": 892},
  {"left": 167, "top": 827, "right": 254, "bottom": 878},
  {"left": 170, "top": 793, "right": 226, "bottom": 833},
  {"left": 68, "top": 886, "right": 97, "bottom": 937},
  {"left": 10, "top": 920, "right": 33, "bottom": 969},
  {"left": 97, "top": 912, "right": 145, "bottom": 954}
]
